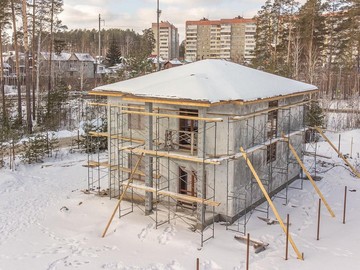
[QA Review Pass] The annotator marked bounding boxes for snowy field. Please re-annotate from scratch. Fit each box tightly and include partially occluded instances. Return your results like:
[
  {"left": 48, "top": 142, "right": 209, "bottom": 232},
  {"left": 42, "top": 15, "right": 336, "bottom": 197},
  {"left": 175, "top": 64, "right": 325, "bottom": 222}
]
[{"left": 1, "top": 130, "right": 360, "bottom": 270}]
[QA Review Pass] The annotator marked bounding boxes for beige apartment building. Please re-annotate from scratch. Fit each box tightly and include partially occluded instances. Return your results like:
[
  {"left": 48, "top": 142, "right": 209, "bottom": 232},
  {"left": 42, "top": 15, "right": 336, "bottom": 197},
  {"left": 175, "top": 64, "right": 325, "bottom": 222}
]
[
  {"left": 152, "top": 21, "right": 179, "bottom": 61},
  {"left": 185, "top": 18, "right": 256, "bottom": 63}
]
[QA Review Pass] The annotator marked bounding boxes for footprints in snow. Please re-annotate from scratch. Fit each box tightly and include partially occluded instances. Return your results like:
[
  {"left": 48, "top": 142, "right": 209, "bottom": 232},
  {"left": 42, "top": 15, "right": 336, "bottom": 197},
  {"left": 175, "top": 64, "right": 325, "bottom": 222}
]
[
  {"left": 138, "top": 223, "right": 176, "bottom": 245},
  {"left": 158, "top": 226, "right": 176, "bottom": 245},
  {"left": 138, "top": 223, "right": 154, "bottom": 240}
]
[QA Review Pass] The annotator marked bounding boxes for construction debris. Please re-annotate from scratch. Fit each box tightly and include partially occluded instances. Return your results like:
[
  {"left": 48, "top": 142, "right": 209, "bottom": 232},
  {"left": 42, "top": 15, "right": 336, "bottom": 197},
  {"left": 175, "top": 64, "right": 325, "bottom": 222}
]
[{"left": 234, "top": 235, "right": 269, "bottom": 253}]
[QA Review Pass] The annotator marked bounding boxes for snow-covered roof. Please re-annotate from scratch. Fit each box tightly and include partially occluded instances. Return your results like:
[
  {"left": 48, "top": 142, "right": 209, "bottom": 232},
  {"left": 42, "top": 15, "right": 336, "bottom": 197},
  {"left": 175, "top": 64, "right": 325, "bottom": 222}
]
[
  {"left": 149, "top": 56, "right": 165, "bottom": 64},
  {"left": 41, "top": 52, "right": 71, "bottom": 61},
  {"left": 167, "top": 58, "right": 182, "bottom": 65},
  {"left": 74, "top": 53, "right": 95, "bottom": 62},
  {"left": 94, "top": 59, "right": 317, "bottom": 103}
]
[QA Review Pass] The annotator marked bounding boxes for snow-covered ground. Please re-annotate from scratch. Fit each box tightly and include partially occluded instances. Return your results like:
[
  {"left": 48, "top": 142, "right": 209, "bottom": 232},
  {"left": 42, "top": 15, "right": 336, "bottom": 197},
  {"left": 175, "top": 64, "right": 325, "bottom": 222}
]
[{"left": 1, "top": 130, "right": 360, "bottom": 270}]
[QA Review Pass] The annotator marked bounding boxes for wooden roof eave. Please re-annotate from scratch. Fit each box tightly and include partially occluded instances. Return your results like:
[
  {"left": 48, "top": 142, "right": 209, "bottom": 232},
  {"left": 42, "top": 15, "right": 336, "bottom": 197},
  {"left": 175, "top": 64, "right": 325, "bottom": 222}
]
[
  {"left": 89, "top": 88, "right": 318, "bottom": 108},
  {"left": 89, "top": 90, "right": 212, "bottom": 107}
]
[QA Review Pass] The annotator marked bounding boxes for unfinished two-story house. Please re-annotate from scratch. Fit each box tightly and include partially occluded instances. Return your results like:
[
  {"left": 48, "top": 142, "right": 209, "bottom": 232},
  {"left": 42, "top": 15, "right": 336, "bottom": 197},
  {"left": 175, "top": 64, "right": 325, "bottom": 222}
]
[{"left": 88, "top": 59, "right": 318, "bottom": 243}]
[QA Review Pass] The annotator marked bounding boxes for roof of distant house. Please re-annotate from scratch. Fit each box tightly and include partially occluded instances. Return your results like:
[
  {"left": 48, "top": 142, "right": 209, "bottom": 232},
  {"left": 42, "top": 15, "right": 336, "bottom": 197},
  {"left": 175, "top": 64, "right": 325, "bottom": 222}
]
[
  {"left": 94, "top": 59, "right": 317, "bottom": 103},
  {"left": 74, "top": 53, "right": 95, "bottom": 62},
  {"left": 166, "top": 58, "right": 182, "bottom": 65},
  {"left": 40, "top": 52, "right": 72, "bottom": 61}
]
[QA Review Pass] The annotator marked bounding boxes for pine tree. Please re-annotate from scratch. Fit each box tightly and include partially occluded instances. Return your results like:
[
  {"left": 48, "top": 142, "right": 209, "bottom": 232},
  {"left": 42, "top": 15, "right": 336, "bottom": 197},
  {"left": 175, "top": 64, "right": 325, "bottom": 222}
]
[
  {"left": 297, "top": 0, "right": 327, "bottom": 84},
  {"left": 105, "top": 38, "right": 122, "bottom": 67},
  {"left": 305, "top": 101, "right": 325, "bottom": 142},
  {"left": 334, "top": 0, "right": 360, "bottom": 96},
  {"left": 252, "top": 0, "right": 274, "bottom": 72},
  {"left": 0, "top": 0, "right": 10, "bottom": 128}
]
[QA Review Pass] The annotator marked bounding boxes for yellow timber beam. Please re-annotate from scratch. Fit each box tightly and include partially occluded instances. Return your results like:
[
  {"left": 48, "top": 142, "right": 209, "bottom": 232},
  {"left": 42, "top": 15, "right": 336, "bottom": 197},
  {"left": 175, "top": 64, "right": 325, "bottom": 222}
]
[
  {"left": 313, "top": 126, "right": 360, "bottom": 178},
  {"left": 102, "top": 153, "right": 144, "bottom": 238},
  {"left": 121, "top": 182, "right": 220, "bottom": 207},
  {"left": 129, "top": 148, "right": 220, "bottom": 165},
  {"left": 240, "top": 147, "right": 303, "bottom": 260},
  {"left": 282, "top": 134, "right": 335, "bottom": 218},
  {"left": 121, "top": 110, "right": 223, "bottom": 122},
  {"left": 88, "top": 131, "right": 145, "bottom": 144}
]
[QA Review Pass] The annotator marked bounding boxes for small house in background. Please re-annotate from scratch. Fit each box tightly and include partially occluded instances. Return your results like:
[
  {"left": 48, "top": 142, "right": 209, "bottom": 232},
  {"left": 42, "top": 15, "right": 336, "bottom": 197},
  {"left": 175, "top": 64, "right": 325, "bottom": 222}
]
[
  {"left": 38, "top": 52, "right": 72, "bottom": 78},
  {"left": 148, "top": 55, "right": 165, "bottom": 70},
  {"left": 88, "top": 59, "right": 318, "bottom": 244},
  {"left": 70, "top": 53, "right": 96, "bottom": 79},
  {"left": 164, "top": 58, "right": 183, "bottom": 69}
]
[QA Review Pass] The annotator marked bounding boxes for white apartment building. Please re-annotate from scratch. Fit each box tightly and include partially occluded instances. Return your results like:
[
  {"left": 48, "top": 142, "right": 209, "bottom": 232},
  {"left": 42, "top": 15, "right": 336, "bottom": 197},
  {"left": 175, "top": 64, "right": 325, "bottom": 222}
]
[
  {"left": 152, "top": 21, "right": 179, "bottom": 61},
  {"left": 185, "top": 18, "right": 256, "bottom": 63}
]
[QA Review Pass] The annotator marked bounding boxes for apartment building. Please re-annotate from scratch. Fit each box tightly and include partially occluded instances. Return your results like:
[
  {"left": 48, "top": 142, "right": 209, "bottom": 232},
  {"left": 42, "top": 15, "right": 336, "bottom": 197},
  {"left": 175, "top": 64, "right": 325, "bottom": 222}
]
[
  {"left": 185, "top": 18, "right": 256, "bottom": 63},
  {"left": 152, "top": 21, "right": 179, "bottom": 61}
]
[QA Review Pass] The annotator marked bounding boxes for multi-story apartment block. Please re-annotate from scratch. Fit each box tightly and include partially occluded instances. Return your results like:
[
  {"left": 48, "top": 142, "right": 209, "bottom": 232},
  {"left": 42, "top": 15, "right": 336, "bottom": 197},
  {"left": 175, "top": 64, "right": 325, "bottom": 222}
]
[
  {"left": 185, "top": 18, "right": 256, "bottom": 63},
  {"left": 152, "top": 21, "right": 179, "bottom": 61}
]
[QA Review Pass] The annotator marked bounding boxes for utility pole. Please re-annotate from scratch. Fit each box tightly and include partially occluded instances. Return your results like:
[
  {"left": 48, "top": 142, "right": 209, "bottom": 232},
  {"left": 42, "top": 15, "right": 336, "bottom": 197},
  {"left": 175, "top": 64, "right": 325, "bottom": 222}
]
[
  {"left": 97, "top": 14, "right": 104, "bottom": 86},
  {"left": 98, "top": 14, "right": 101, "bottom": 62},
  {"left": 156, "top": 0, "right": 161, "bottom": 71}
]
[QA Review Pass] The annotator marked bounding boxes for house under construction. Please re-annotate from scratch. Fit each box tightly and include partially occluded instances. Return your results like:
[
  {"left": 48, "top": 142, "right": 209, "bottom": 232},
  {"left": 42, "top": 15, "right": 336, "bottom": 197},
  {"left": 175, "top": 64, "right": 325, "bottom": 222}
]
[{"left": 87, "top": 59, "right": 319, "bottom": 245}]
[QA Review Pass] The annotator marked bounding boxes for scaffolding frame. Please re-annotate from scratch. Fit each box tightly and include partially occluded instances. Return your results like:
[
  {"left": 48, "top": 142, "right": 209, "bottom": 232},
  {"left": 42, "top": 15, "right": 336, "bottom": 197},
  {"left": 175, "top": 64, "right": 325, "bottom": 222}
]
[
  {"left": 224, "top": 98, "right": 310, "bottom": 234},
  {"left": 87, "top": 91, "right": 322, "bottom": 249},
  {"left": 88, "top": 101, "right": 222, "bottom": 247}
]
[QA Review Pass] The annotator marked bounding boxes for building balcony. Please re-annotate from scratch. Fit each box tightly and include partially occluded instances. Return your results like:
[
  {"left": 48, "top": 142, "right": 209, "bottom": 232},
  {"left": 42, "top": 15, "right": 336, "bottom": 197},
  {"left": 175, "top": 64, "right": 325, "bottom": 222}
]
[{"left": 164, "top": 129, "right": 198, "bottom": 155}]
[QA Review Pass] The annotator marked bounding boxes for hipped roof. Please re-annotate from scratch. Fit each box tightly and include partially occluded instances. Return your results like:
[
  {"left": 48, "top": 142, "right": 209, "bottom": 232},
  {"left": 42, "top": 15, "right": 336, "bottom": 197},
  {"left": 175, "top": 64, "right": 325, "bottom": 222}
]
[{"left": 93, "top": 59, "right": 317, "bottom": 103}]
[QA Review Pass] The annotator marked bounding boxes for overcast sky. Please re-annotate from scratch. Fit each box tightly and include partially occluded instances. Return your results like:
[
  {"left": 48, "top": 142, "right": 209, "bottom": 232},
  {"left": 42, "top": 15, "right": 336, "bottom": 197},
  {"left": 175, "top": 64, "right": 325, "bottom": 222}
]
[{"left": 59, "top": 0, "right": 268, "bottom": 41}]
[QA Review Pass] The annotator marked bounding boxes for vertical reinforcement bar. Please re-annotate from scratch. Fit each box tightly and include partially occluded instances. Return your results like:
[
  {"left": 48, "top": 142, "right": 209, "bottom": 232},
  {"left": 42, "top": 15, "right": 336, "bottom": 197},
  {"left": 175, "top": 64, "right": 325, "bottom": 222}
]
[{"left": 240, "top": 147, "right": 303, "bottom": 260}]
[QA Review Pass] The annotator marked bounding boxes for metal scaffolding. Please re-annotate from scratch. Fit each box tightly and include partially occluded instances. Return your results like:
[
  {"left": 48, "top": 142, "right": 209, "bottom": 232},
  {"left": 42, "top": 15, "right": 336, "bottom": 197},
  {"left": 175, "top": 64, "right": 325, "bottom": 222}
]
[
  {"left": 86, "top": 92, "right": 336, "bottom": 249},
  {"left": 89, "top": 101, "right": 221, "bottom": 246}
]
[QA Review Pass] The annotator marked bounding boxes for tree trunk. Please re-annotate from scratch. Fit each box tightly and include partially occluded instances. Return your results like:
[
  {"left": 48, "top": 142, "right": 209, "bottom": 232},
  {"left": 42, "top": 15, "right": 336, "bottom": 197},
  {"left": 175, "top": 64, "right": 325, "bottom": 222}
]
[
  {"left": 11, "top": 0, "right": 23, "bottom": 124},
  {"left": 47, "top": 0, "right": 54, "bottom": 113},
  {"left": 32, "top": 0, "right": 36, "bottom": 121},
  {"left": 36, "top": 24, "right": 41, "bottom": 116},
  {"left": 0, "top": 28, "right": 7, "bottom": 127},
  {"left": 22, "top": 0, "right": 32, "bottom": 133}
]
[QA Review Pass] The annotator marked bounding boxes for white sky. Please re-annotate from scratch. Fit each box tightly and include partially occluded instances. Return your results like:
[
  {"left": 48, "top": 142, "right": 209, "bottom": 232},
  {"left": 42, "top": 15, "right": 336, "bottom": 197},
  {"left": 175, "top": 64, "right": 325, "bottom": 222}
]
[{"left": 59, "top": 0, "right": 267, "bottom": 41}]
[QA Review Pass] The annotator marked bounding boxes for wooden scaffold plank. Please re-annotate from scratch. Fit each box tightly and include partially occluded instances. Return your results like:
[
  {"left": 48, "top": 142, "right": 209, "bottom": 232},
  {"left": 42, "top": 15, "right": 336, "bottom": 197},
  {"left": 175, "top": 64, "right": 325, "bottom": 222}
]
[
  {"left": 129, "top": 148, "right": 221, "bottom": 165},
  {"left": 121, "top": 182, "right": 221, "bottom": 207},
  {"left": 88, "top": 131, "right": 145, "bottom": 144},
  {"left": 121, "top": 109, "right": 223, "bottom": 122},
  {"left": 282, "top": 134, "right": 335, "bottom": 218},
  {"left": 239, "top": 147, "right": 304, "bottom": 260},
  {"left": 312, "top": 126, "right": 360, "bottom": 178}
]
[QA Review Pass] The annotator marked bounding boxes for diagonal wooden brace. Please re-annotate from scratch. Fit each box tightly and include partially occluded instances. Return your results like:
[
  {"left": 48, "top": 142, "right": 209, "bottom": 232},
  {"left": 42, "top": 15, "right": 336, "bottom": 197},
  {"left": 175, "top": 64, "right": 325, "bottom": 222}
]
[
  {"left": 313, "top": 126, "right": 360, "bottom": 178},
  {"left": 101, "top": 153, "right": 144, "bottom": 238},
  {"left": 240, "top": 147, "right": 304, "bottom": 260},
  {"left": 282, "top": 134, "right": 335, "bottom": 217}
]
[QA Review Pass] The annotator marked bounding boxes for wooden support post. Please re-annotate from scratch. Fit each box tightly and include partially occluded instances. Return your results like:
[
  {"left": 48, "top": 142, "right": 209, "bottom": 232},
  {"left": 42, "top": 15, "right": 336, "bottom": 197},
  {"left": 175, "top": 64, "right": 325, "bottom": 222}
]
[
  {"left": 101, "top": 153, "right": 144, "bottom": 238},
  {"left": 282, "top": 134, "right": 335, "bottom": 218},
  {"left": 317, "top": 199, "right": 321, "bottom": 240},
  {"left": 240, "top": 147, "right": 303, "bottom": 260},
  {"left": 338, "top": 134, "right": 341, "bottom": 157},
  {"left": 313, "top": 127, "right": 360, "bottom": 178},
  {"left": 343, "top": 186, "right": 347, "bottom": 224},
  {"left": 196, "top": 258, "right": 199, "bottom": 270},
  {"left": 246, "top": 233, "right": 250, "bottom": 270},
  {"left": 285, "top": 214, "right": 289, "bottom": 260}
]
